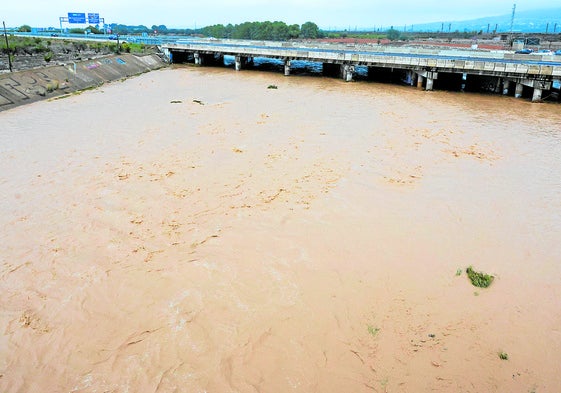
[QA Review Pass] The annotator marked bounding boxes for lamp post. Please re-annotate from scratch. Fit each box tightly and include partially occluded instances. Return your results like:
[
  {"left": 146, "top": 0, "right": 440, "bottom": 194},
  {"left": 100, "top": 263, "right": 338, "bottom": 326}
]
[{"left": 3, "top": 21, "right": 13, "bottom": 72}]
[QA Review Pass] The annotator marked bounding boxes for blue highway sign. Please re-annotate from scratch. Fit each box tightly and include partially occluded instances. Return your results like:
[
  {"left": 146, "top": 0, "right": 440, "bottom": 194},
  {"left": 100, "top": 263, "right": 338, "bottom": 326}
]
[
  {"left": 88, "top": 13, "right": 100, "bottom": 24},
  {"left": 68, "top": 12, "right": 86, "bottom": 24}
]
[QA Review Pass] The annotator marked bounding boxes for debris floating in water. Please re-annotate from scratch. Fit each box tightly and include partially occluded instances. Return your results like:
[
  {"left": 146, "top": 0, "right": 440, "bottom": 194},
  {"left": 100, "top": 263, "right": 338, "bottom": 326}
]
[{"left": 466, "top": 266, "right": 494, "bottom": 288}]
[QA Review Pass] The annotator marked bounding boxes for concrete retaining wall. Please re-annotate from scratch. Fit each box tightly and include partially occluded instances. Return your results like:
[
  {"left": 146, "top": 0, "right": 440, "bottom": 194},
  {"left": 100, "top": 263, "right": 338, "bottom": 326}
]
[{"left": 0, "top": 53, "right": 167, "bottom": 112}]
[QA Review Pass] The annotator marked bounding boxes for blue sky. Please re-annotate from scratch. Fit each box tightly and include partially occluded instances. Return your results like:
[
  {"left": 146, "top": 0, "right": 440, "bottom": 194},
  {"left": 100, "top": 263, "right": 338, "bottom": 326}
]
[{"left": 3, "top": 0, "right": 558, "bottom": 29}]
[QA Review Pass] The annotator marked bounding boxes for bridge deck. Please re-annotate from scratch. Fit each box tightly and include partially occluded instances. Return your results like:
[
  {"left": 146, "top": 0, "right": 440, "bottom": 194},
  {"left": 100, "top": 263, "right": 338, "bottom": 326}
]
[{"left": 163, "top": 39, "right": 561, "bottom": 79}]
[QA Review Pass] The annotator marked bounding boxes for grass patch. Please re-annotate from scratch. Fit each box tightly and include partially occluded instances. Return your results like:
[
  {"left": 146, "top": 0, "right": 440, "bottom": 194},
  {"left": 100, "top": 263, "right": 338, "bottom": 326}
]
[
  {"left": 455, "top": 268, "right": 462, "bottom": 276},
  {"left": 170, "top": 100, "right": 182, "bottom": 104},
  {"left": 267, "top": 85, "right": 278, "bottom": 89},
  {"left": 193, "top": 99, "right": 204, "bottom": 105},
  {"left": 499, "top": 351, "right": 508, "bottom": 360},
  {"left": 45, "top": 80, "right": 59, "bottom": 93},
  {"left": 466, "top": 266, "right": 494, "bottom": 288}
]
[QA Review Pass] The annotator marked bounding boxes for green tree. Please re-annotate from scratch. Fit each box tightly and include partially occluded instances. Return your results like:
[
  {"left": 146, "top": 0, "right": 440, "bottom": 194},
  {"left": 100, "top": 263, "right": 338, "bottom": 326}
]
[
  {"left": 288, "top": 24, "right": 300, "bottom": 39},
  {"left": 86, "top": 25, "right": 103, "bottom": 34},
  {"left": 300, "top": 21, "right": 320, "bottom": 39},
  {"left": 18, "top": 25, "right": 32, "bottom": 32},
  {"left": 254, "top": 21, "right": 273, "bottom": 40},
  {"left": 224, "top": 24, "right": 234, "bottom": 38},
  {"left": 386, "top": 28, "right": 401, "bottom": 41},
  {"left": 271, "top": 21, "right": 290, "bottom": 41},
  {"left": 202, "top": 24, "right": 226, "bottom": 38}
]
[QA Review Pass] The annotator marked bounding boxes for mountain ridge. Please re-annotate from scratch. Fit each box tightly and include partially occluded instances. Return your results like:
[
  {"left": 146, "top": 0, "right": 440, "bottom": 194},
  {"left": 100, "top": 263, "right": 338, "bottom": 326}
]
[{"left": 404, "top": 7, "right": 561, "bottom": 33}]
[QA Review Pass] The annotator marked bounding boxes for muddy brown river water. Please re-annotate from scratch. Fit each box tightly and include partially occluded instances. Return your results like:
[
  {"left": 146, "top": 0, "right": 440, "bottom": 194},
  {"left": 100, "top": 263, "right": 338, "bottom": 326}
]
[{"left": 1, "top": 65, "right": 561, "bottom": 392}]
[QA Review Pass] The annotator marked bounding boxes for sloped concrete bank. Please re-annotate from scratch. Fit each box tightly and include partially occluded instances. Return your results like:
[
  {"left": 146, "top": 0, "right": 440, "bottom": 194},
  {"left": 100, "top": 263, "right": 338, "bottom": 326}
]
[{"left": 0, "top": 53, "right": 167, "bottom": 111}]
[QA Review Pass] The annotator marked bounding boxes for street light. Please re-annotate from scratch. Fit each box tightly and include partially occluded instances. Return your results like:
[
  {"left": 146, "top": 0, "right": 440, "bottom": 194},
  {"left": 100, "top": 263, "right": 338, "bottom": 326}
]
[{"left": 2, "top": 21, "right": 13, "bottom": 72}]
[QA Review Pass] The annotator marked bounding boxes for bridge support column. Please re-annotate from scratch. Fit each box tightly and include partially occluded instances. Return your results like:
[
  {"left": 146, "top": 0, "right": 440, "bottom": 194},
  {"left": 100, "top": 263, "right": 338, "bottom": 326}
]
[
  {"left": 406, "top": 70, "right": 416, "bottom": 86},
  {"left": 194, "top": 52, "right": 201, "bottom": 66},
  {"left": 515, "top": 83, "right": 523, "bottom": 98},
  {"left": 532, "top": 88, "right": 543, "bottom": 102},
  {"left": 503, "top": 80, "right": 510, "bottom": 95},
  {"left": 342, "top": 64, "right": 354, "bottom": 82},
  {"left": 417, "top": 75, "right": 424, "bottom": 89},
  {"left": 426, "top": 77, "right": 434, "bottom": 91},
  {"left": 284, "top": 59, "right": 291, "bottom": 76},
  {"left": 494, "top": 78, "right": 502, "bottom": 93},
  {"left": 235, "top": 56, "right": 242, "bottom": 71}
]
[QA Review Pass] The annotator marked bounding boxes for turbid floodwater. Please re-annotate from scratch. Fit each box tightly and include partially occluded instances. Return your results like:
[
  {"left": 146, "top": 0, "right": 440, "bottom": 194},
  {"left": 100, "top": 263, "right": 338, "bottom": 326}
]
[{"left": 1, "top": 65, "right": 561, "bottom": 392}]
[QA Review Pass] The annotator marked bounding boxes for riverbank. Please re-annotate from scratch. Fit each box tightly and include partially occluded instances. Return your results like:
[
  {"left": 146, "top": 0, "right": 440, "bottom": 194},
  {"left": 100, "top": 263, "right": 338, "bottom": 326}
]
[{"left": 0, "top": 53, "right": 167, "bottom": 111}]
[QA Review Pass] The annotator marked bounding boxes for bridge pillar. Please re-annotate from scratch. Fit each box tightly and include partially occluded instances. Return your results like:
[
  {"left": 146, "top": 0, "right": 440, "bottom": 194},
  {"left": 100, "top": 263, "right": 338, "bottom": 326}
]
[
  {"left": 515, "top": 83, "right": 523, "bottom": 98},
  {"left": 342, "top": 64, "right": 354, "bottom": 82},
  {"left": 503, "top": 80, "right": 510, "bottom": 95},
  {"left": 406, "top": 70, "right": 416, "bottom": 86},
  {"left": 417, "top": 75, "right": 424, "bottom": 89},
  {"left": 494, "top": 78, "right": 502, "bottom": 94},
  {"left": 532, "top": 88, "right": 543, "bottom": 102},
  {"left": 284, "top": 59, "right": 291, "bottom": 76},
  {"left": 426, "top": 77, "right": 434, "bottom": 91},
  {"left": 235, "top": 56, "right": 242, "bottom": 71},
  {"left": 194, "top": 52, "right": 201, "bottom": 66}
]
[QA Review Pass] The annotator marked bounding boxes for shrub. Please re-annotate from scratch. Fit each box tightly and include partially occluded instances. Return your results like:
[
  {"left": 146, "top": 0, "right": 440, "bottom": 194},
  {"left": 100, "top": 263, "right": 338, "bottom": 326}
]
[
  {"left": 34, "top": 44, "right": 48, "bottom": 53},
  {"left": 46, "top": 80, "right": 59, "bottom": 92},
  {"left": 466, "top": 266, "right": 494, "bottom": 288},
  {"left": 44, "top": 52, "right": 53, "bottom": 62}
]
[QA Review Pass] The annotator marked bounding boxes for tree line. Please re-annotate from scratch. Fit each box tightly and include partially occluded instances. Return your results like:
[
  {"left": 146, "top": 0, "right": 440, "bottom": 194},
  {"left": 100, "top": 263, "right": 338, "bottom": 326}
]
[
  {"left": 101, "top": 21, "right": 323, "bottom": 40},
  {"left": 200, "top": 21, "right": 323, "bottom": 40}
]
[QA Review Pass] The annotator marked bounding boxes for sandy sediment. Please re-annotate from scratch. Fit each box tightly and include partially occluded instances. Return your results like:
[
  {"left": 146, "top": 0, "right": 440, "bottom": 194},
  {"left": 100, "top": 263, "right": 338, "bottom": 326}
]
[{"left": 1, "top": 66, "right": 561, "bottom": 392}]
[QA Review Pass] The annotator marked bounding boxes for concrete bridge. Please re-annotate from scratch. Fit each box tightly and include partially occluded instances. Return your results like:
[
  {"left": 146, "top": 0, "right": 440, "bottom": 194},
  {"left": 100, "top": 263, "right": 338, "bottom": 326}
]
[{"left": 161, "top": 39, "right": 561, "bottom": 102}]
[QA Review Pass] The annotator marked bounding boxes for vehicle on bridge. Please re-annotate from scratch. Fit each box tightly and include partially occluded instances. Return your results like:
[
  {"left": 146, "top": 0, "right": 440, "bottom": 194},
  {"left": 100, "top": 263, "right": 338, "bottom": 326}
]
[{"left": 514, "top": 48, "right": 533, "bottom": 54}]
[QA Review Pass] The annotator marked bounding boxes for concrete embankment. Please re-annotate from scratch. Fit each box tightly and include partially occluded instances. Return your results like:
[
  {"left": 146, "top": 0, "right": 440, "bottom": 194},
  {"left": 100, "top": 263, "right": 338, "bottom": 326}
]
[{"left": 0, "top": 53, "right": 167, "bottom": 111}]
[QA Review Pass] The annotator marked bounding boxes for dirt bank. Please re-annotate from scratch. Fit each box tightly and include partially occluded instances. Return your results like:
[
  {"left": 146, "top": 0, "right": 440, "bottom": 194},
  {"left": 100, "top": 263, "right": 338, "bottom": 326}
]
[{"left": 0, "top": 53, "right": 167, "bottom": 111}]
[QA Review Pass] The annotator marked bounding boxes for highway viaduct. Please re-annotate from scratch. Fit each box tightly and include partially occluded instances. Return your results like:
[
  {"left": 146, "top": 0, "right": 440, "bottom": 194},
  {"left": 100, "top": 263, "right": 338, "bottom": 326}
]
[{"left": 162, "top": 39, "right": 561, "bottom": 102}]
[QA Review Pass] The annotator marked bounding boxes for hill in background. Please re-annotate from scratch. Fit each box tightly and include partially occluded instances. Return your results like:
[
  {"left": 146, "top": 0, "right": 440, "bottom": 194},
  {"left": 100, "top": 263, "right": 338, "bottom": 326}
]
[{"left": 405, "top": 7, "right": 561, "bottom": 34}]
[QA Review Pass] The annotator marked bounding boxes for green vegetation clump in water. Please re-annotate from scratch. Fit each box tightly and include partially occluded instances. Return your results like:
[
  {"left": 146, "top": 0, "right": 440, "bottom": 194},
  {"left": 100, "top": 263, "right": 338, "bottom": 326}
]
[
  {"left": 466, "top": 266, "right": 494, "bottom": 288},
  {"left": 367, "top": 325, "right": 380, "bottom": 337},
  {"left": 499, "top": 351, "right": 508, "bottom": 360}
]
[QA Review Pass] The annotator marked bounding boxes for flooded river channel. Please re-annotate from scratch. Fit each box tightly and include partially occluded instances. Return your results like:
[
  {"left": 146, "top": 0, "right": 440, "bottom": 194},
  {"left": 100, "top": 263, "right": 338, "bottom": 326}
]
[{"left": 1, "top": 66, "right": 561, "bottom": 392}]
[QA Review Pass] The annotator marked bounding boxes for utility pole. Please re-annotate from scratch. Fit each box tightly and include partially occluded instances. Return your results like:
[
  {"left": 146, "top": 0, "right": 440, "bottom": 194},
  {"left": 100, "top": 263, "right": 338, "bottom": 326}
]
[
  {"left": 509, "top": 3, "right": 516, "bottom": 48},
  {"left": 509, "top": 3, "right": 516, "bottom": 34},
  {"left": 3, "top": 21, "right": 12, "bottom": 72}
]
